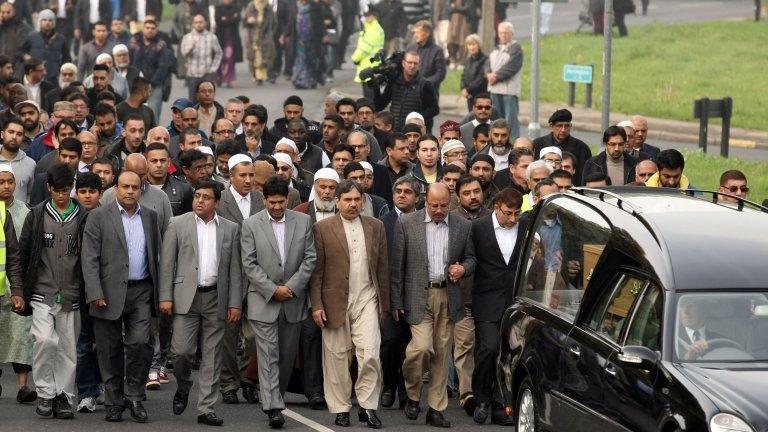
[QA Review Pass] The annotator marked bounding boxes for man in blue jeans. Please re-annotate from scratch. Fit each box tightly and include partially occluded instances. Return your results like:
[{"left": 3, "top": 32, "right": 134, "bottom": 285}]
[{"left": 487, "top": 22, "right": 523, "bottom": 141}]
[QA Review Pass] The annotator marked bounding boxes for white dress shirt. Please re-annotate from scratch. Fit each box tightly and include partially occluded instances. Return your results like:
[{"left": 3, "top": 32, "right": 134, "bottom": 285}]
[
  {"left": 269, "top": 213, "right": 286, "bottom": 265},
  {"left": 24, "top": 76, "right": 41, "bottom": 107},
  {"left": 89, "top": 0, "right": 100, "bottom": 23},
  {"left": 195, "top": 214, "right": 219, "bottom": 286},
  {"left": 425, "top": 213, "right": 450, "bottom": 282},
  {"left": 491, "top": 149, "right": 510, "bottom": 172},
  {"left": 685, "top": 326, "right": 706, "bottom": 343},
  {"left": 492, "top": 211, "right": 518, "bottom": 264},
  {"left": 230, "top": 185, "right": 251, "bottom": 220}
]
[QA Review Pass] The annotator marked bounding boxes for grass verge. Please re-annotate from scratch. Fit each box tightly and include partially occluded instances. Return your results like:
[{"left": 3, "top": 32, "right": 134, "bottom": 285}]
[{"left": 444, "top": 21, "right": 768, "bottom": 131}]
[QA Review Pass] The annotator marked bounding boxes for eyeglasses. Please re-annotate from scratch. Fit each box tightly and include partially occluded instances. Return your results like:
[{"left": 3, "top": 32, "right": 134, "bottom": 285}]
[
  {"left": 498, "top": 208, "right": 521, "bottom": 217},
  {"left": 81, "top": 142, "right": 98, "bottom": 148},
  {"left": 553, "top": 123, "right": 572, "bottom": 130},
  {"left": 724, "top": 185, "right": 749, "bottom": 193},
  {"left": 474, "top": 105, "right": 492, "bottom": 111},
  {"left": 216, "top": 130, "right": 235, "bottom": 135}
]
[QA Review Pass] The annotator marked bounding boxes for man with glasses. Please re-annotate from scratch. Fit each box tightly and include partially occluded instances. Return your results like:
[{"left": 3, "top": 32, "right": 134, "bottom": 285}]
[
  {"left": 533, "top": 109, "right": 591, "bottom": 186},
  {"left": 211, "top": 118, "right": 236, "bottom": 146},
  {"left": 582, "top": 126, "right": 638, "bottom": 186},
  {"left": 717, "top": 170, "right": 749, "bottom": 204},
  {"left": 460, "top": 93, "right": 493, "bottom": 152},
  {"left": 521, "top": 160, "right": 553, "bottom": 212},
  {"left": 634, "top": 159, "right": 658, "bottom": 184},
  {"left": 539, "top": 146, "right": 562, "bottom": 170}
]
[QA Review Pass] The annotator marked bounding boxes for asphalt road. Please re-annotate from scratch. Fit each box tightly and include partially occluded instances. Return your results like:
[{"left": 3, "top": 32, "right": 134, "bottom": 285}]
[{"left": 0, "top": 366, "right": 505, "bottom": 432}]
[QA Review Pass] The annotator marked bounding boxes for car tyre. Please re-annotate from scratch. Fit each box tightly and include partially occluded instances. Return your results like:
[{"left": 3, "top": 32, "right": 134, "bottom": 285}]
[{"left": 515, "top": 379, "right": 538, "bottom": 432}]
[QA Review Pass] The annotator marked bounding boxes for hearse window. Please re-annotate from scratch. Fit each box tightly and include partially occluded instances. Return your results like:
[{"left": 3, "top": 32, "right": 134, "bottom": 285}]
[
  {"left": 589, "top": 275, "right": 647, "bottom": 343},
  {"left": 520, "top": 197, "right": 611, "bottom": 322},
  {"left": 624, "top": 286, "right": 662, "bottom": 351}
]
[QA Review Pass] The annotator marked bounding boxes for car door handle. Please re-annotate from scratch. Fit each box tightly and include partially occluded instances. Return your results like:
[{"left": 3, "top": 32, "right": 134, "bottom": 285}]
[
  {"left": 604, "top": 364, "right": 617, "bottom": 376},
  {"left": 569, "top": 345, "right": 581, "bottom": 357}
]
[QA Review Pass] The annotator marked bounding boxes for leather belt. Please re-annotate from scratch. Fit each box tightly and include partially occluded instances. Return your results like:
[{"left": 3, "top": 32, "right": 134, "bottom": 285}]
[
  {"left": 427, "top": 281, "right": 446, "bottom": 289},
  {"left": 197, "top": 285, "right": 217, "bottom": 293},
  {"left": 127, "top": 278, "right": 149, "bottom": 287}
]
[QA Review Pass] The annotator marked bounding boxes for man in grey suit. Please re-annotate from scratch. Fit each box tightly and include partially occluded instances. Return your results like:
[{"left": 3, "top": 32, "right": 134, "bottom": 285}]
[
  {"left": 391, "top": 182, "right": 476, "bottom": 428},
  {"left": 82, "top": 171, "right": 161, "bottom": 423},
  {"left": 216, "top": 153, "right": 266, "bottom": 404},
  {"left": 241, "top": 176, "right": 316, "bottom": 429},
  {"left": 158, "top": 180, "right": 243, "bottom": 427}
]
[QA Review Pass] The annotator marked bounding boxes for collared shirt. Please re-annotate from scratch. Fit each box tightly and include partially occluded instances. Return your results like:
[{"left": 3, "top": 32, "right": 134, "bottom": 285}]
[
  {"left": 685, "top": 326, "right": 706, "bottom": 343},
  {"left": 269, "top": 213, "right": 286, "bottom": 264},
  {"left": 539, "top": 216, "right": 562, "bottom": 270},
  {"left": 314, "top": 201, "right": 335, "bottom": 221},
  {"left": 230, "top": 185, "right": 250, "bottom": 220},
  {"left": 425, "top": 212, "right": 449, "bottom": 282},
  {"left": 342, "top": 216, "right": 376, "bottom": 316},
  {"left": 492, "top": 211, "right": 518, "bottom": 264},
  {"left": 394, "top": 206, "right": 403, "bottom": 217},
  {"left": 118, "top": 203, "right": 148, "bottom": 281},
  {"left": 491, "top": 148, "right": 510, "bottom": 172},
  {"left": 78, "top": 160, "right": 91, "bottom": 173},
  {"left": 24, "top": 76, "right": 41, "bottom": 107},
  {"left": 195, "top": 213, "right": 219, "bottom": 286}
]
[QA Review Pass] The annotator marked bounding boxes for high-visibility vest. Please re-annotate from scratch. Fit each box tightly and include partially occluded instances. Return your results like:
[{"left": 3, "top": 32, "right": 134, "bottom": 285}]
[{"left": 0, "top": 200, "right": 7, "bottom": 297}]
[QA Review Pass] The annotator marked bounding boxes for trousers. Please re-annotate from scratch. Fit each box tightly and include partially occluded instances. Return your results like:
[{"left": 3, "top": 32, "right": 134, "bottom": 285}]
[{"left": 30, "top": 301, "right": 80, "bottom": 403}]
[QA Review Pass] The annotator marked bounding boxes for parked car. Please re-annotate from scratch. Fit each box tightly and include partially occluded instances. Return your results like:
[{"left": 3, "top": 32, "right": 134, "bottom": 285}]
[{"left": 497, "top": 187, "right": 768, "bottom": 432}]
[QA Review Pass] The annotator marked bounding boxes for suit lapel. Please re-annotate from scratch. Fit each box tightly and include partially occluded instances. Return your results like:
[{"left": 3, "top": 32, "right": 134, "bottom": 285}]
[
  {"left": 485, "top": 216, "right": 507, "bottom": 265},
  {"left": 415, "top": 211, "right": 428, "bottom": 272},
  {"left": 221, "top": 191, "right": 243, "bottom": 223},
  {"left": 447, "top": 214, "right": 459, "bottom": 263},
  {"left": 187, "top": 213, "right": 199, "bottom": 258},
  {"left": 330, "top": 216, "right": 349, "bottom": 260},
  {"left": 140, "top": 205, "right": 154, "bottom": 263},
  {"left": 259, "top": 212, "right": 282, "bottom": 261},
  {"left": 109, "top": 203, "right": 128, "bottom": 252},
  {"left": 283, "top": 212, "right": 297, "bottom": 260},
  {"left": 249, "top": 191, "right": 263, "bottom": 216},
  {"left": 362, "top": 217, "right": 374, "bottom": 266}
]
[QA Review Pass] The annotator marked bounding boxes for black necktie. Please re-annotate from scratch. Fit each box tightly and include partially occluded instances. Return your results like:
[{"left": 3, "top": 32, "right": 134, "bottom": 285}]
[{"left": 692, "top": 329, "right": 701, "bottom": 342}]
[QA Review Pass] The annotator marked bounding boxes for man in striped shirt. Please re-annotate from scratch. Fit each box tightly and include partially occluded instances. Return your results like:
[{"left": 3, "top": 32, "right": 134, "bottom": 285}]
[{"left": 180, "top": 14, "right": 222, "bottom": 102}]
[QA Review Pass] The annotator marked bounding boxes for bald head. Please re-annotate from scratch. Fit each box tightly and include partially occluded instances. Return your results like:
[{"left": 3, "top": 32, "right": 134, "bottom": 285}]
[
  {"left": 124, "top": 153, "right": 149, "bottom": 182},
  {"left": 634, "top": 159, "right": 658, "bottom": 183},
  {"left": 77, "top": 130, "right": 96, "bottom": 142},
  {"left": 631, "top": 115, "right": 649, "bottom": 147},
  {"left": 425, "top": 182, "right": 450, "bottom": 222},
  {"left": 512, "top": 137, "right": 534, "bottom": 151},
  {"left": 147, "top": 126, "right": 170, "bottom": 146}
]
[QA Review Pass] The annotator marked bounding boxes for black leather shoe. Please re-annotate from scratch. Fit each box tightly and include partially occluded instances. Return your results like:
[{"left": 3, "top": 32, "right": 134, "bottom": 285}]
[
  {"left": 473, "top": 401, "right": 490, "bottom": 424},
  {"left": 222, "top": 389, "right": 239, "bottom": 404},
  {"left": 268, "top": 410, "right": 285, "bottom": 429},
  {"left": 463, "top": 395, "right": 476, "bottom": 416},
  {"left": 105, "top": 405, "right": 124, "bottom": 422},
  {"left": 198, "top": 412, "right": 224, "bottom": 426},
  {"left": 307, "top": 393, "right": 326, "bottom": 410},
  {"left": 53, "top": 394, "right": 75, "bottom": 419},
  {"left": 358, "top": 408, "right": 382, "bottom": 429},
  {"left": 380, "top": 388, "right": 395, "bottom": 408},
  {"left": 426, "top": 408, "right": 451, "bottom": 428},
  {"left": 16, "top": 386, "right": 37, "bottom": 403},
  {"left": 172, "top": 391, "right": 188, "bottom": 415},
  {"left": 334, "top": 412, "right": 350, "bottom": 427},
  {"left": 128, "top": 401, "right": 148, "bottom": 423},
  {"left": 404, "top": 398, "right": 421, "bottom": 420},
  {"left": 242, "top": 382, "right": 259, "bottom": 404},
  {"left": 491, "top": 407, "right": 515, "bottom": 426}
]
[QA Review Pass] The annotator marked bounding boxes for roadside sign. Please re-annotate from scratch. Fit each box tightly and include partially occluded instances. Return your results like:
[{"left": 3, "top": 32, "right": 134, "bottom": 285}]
[{"left": 563, "top": 64, "right": 593, "bottom": 84}]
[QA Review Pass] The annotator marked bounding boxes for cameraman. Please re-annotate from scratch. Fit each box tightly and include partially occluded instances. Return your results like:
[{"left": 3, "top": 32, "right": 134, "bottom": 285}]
[{"left": 373, "top": 51, "right": 439, "bottom": 133}]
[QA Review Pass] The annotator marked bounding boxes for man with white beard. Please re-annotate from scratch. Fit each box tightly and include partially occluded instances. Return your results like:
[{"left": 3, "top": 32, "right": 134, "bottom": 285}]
[
  {"left": 293, "top": 168, "right": 340, "bottom": 223},
  {"left": 83, "top": 53, "right": 130, "bottom": 99},
  {"left": 112, "top": 44, "right": 143, "bottom": 95}
]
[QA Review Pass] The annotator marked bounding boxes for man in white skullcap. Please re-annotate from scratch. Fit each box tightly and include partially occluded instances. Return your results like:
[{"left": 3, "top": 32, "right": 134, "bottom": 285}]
[
  {"left": 112, "top": 44, "right": 143, "bottom": 92},
  {"left": 441, "top": 139, "right": 467, "bottom": 166},
  {"left": 295, "top": 168, "right": 340, "bottom": 223},
  {"left": 539, "top": 146, "right": 563, "bottom": 170},
  {"left": 405, "top": 112, "right": 426, "bottom": 135},
  {"left": 274, "top": 137, "right": 315, "bottom": 202}
]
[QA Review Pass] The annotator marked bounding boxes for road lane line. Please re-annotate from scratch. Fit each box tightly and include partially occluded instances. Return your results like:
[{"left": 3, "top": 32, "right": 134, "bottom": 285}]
[{"left": 284, "top": 409, "right": 337, "bottom": 432}]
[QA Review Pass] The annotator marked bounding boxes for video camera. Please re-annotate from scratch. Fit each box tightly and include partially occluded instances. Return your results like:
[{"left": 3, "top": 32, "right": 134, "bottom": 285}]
[{"left": 359, "top": 50, "right": 404, "bottom": 86}]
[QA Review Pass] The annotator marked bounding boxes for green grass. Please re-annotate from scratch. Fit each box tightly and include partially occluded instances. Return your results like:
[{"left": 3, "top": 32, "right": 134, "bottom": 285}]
[{"left": 445, "top": 21, "right": 768, "bottom": 131}]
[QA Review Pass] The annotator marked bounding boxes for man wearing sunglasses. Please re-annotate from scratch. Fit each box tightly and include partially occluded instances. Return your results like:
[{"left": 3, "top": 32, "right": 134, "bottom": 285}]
[
  {"left": 717, "top": 170, "right": 749, "bottom": 204},
  {"left": 459, "top": 93, "right": 494, "bottom": 152}
]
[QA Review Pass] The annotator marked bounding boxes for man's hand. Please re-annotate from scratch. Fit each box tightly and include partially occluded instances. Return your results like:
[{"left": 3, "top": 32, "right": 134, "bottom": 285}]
[
  {"left": 486, "top": 72, "right": 497, "bottom": 85},
  {"left": 91, "top": 298, "right": 107, "bottom": 308},
  {"left": 684, "top": 339, "right": 709, "bottom": 360},
  {"left": 392, "top": 309, "right": 405, "bottom": 321},
  {"left": 10, "top": 295, "right": 24, "bottom": 312},
  {"left": 273, "top": 285, "right": 294, "bottom": 302},
  {"left": 312, "top": 309, "right": 327, "bottom": 328},
  {"left": 461, "top": 88, "right": 469, "bottom": 99},
  {"left": 89, "top": 124, "right": 102, "bottom": 137},
  {"left": 448, "top": 262, "right": 466, "bottom": 282},
  {"left": 159, "top": 301, "right": 173, "bottom": 315},
  {"left": 227, "top": 308, "right": 242, "bottom": 324},
  {"left": 567, "top": 260, "right": 581, "bottom": 277}
]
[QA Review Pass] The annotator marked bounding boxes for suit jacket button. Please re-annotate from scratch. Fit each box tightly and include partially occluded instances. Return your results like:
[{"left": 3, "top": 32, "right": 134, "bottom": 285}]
[{"left": 125, "top": 264, "right": 128, "bottom": 268}]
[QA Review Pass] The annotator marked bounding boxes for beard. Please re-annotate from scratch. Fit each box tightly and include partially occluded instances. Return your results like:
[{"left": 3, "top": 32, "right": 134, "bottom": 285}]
[
  {"left": 23, "top": 121, "right": 38, "bottom": 132},
  {"left": 315, "top": 198, "right": 335, "bottom": 212},
  {"left": 491, "top": 144, "right": 510, "bottom": 156}
]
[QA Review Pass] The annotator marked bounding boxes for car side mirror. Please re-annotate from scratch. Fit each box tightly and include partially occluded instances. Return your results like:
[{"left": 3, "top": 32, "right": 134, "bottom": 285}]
[{"left": 617, "top": 345, "right": 659, "bottom": 369}]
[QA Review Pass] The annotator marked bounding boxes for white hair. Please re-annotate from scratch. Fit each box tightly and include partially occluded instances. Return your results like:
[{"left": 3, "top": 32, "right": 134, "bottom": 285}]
[
  {"left": 498, "top": 21, "right": 514, "bottom": 34},
  {"left": 525, "top": 159, "right": 553, "bottom": 181}
]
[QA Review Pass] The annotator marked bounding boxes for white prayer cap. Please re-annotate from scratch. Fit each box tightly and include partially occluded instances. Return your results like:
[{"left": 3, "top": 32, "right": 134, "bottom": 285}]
[
  {"left": 272, "top": 152, "right": 293, "bottom": 168},
  {"left": 112, "top": 44, "right": 129, "bottom": 55},
  {"left": 359, "top": 161, "right": 373, "bottom": 172},
  {"left": 275, "top": 137, "right": 299, "bottom": 154},
  {"left": 0, "top": 164, "right": 14, "bottom": 177},
  {"left": 405, "top": 112, "right": 424, "bottom": 122},
  {"left": 313, "top": 168, "right": 340, "bottom": 184},
  {"left": 227, "top": 153, "right": 253, "bottom": 171},
  {"left": 616, "top": 120, "right": 634, "bottom": 128},
  {"left": 198, "top": 146, "right": 214, "bottom": 157},
  {"left": 60, "top": 62, "right": 77, "bottom": 73},
  {"left": 539, "top": 146, "right": 562, "bottom": 159},
  {"left": 441, "top": 139, "right": 464, "bottom": 157},
  {"left": 95, "top": 53, "right": 113, "bottom": 64}
]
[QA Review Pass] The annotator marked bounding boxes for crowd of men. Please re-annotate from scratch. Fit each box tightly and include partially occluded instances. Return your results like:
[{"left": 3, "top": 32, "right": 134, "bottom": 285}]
[{"left": 0, "top": 1, "right": 759, "bottom": 431}]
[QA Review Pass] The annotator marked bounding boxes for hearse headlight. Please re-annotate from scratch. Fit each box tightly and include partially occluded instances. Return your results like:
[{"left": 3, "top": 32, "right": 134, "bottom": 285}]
[{"left": 710, "top": 413, "right": 755, "bottom": 432}]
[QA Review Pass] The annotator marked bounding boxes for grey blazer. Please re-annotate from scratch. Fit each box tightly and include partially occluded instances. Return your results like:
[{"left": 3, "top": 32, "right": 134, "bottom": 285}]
[
  {"left": 241, "top": 209, "right": 316, "bottom": 324},
  {"left": 158, "top": 212, "right": 243, "bottom": 320},
  {"left": 101, "top": 183, "right": 173, "bottom": 235},
  {"left": 82, "top": 201, "right": 161, "bottom": 320},
  {"left": 390, "top": 209, "right": 476, "bottom": 325},
  {"left": 217, "top": 187, "right": 266, "bottom": 225}
]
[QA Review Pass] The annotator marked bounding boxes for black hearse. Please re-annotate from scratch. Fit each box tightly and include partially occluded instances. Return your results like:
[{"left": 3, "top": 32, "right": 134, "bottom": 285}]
[{"left": 497, "top": 187, "right": 768, "bottom": 432}]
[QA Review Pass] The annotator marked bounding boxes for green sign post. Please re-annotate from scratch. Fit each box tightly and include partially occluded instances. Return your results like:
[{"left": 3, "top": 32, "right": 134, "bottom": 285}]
[{"left": 563, "top": 64, "right": 594, "bottom": 108}]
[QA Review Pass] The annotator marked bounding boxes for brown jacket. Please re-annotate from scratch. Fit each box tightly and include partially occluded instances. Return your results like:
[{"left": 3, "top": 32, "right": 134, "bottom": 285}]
[{"left": 310, "top": 215, "right": 390, "bottom": 329}]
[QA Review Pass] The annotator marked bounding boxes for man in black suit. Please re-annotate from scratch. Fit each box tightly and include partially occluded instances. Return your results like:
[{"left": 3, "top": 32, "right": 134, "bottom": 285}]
[
  {"left": 533, "top": 109, "right": 591, "bottom": 186},
  {"left": 470, "top": 188, "right": 527, "bottom": 425},
  {"left": 81, "top": 171, "right": 161, "bottom": 423},
  {"left": 678, "top": 299, "right": 730, "bottom": 361},
  {"left": 630, "top": 115, "right": 661, "bottom": 161},
  {"left": 378, "top": 176, "right": 420, "bottom": 408}
]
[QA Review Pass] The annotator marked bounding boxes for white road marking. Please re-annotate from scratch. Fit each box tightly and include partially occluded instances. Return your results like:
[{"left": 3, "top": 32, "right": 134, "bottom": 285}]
[{"left": 284, "top": 408, "right": 337, "bottom": 432}]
